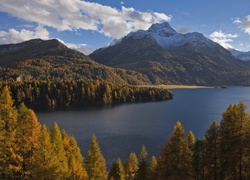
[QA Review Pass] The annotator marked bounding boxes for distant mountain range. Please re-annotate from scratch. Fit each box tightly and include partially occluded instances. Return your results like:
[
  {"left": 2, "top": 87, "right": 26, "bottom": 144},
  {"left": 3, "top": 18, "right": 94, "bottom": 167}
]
[
  {"left": 229, "top": 49, "right": 250, "bottom": 62},
  {"left": 1, "top": 23, "right": 250, "bottom": 86},
  {"left": 0, "top": 39, "right": 151, "bottom": 84},
  {"left": 90, "top": 22, "right": 250, "bottom": 86}
]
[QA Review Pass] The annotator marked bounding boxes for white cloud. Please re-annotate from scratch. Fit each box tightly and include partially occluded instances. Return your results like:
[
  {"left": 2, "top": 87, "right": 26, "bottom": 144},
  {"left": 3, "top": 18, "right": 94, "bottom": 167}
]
[
  {"left": 0, "top": 24, "right": 95, "bottom": 55},
  {"left": 232, "top": 17, "right": 241, "bottom": 24},
  {"left": 240, "top": 15, "right": 250, "bottom": 35},
  {"left": 65, "top": 43, "right": 87, "bottom": 49},
  {"left": 210, "top": 30, "right": 238, "bottom": 49},
  {"left": 0, "top": 25, "right": 49, "bottom": 44},
  {"left": 232, "top": 16, "right": 250, "bottom": 35},
  {"left": 76, "top": 47, "right": 95, "bottom": 55},
  {"left": 66, "top": 42, "right": 95, "bottom": 55},
  {"left": 57, "top": 39, "right": 94, "bottom": 55},
  {"left": 0, "top": 25, "right": 93, "bottom": 54},
  {"left": 0, "top": 0, "right": 171, "bottom": 39}
]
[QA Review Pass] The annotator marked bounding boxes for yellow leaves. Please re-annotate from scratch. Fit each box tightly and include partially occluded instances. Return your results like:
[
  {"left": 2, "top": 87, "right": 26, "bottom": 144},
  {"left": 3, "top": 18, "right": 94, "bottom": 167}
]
[
  {"left": 86, "top": 135, "right": 108, "bottom": 180},
  {"left": 124, "top": 152, "right": 138, "bottom": 180}
]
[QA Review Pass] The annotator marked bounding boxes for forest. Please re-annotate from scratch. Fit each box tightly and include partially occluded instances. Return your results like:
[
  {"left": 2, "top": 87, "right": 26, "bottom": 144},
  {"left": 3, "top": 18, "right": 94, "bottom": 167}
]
[
  {"left": 0, "top": 80, "right": 173, "bottom": 110},
  {"left": 0, "top": 86, "right": 250, "bottom": 179}
]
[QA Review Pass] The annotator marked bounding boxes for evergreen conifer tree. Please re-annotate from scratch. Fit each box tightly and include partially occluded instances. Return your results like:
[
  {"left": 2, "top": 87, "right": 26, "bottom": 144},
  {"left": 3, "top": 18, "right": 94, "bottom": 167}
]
[
  {"left": 51, "top": 123, "right": 70, "bottom": 179},
  {"left": 204, "top": 121, "right": 220, "bottom": 179},
  {"left": 124, "top": 152, "right": 138, "bottom": 180},
  {"left": 186, "top": 131, "right": 195, "bottom": 178},
  {"left": 85, "top": 135, "right": 108, "bottom": 180},
  {"left": 193, "top": 138, "right": 206, "bottom": 180},
  {"left": 61, "top": 130, "right": 88, "bottom": 180},
  {"left": 219, "top": 101, "right": 249, "bottom": 179},
  {"left": 158, "top": 121, "right": 194, "bottom": 180},
  {"left": 17, "top": 107, "right": 41, "bottom": 179},
  {"left": 108, "top": 158, "right": 125, "bottom": 180},
  {"left": 0, "top": 86, "right": 22, "bottom": 179},
  {"left": 135, "top": 146, "right": 148, "bottom": 180},
  {"left": 31, "top": 124, "right": 58, "bottom": 179},
  {"left": 147, "top": 156, "right": 157, "bottom": 180}
]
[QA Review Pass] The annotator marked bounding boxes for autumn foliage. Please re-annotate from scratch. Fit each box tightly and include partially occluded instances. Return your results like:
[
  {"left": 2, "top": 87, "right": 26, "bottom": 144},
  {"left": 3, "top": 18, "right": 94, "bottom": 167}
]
[{"left": 0, "top": 86, "right": 250, "bottom": 180}]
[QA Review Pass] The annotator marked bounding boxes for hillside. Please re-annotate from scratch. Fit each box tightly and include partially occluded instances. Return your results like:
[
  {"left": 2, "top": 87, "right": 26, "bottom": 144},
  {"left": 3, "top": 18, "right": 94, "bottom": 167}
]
[
  {"left": 90, "top": 22, "right": 250, "bottom": 86},
  {"left": 230, "top": 49, "right": 250, "bottom": 62},
  {"left": 0, "top": 39, "right": 151, "bottom": 85}
]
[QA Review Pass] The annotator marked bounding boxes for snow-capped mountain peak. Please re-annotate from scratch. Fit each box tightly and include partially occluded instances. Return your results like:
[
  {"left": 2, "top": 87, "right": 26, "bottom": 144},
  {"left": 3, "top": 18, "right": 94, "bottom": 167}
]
[
  {"left": 115, "top": 22, "right": 216, "bottom": 50},
  {"left": 184, "top": 32, "right": 215, "bottom": 47},
  {"left": 148, "top": 22, "right": 177, "bottom": 37}
]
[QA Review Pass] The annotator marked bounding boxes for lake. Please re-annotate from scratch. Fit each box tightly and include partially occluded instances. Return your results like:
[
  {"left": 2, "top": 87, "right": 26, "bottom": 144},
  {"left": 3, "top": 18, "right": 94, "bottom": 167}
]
[{"left": 36, "top": 87, "right": 250, "bottom": 167}]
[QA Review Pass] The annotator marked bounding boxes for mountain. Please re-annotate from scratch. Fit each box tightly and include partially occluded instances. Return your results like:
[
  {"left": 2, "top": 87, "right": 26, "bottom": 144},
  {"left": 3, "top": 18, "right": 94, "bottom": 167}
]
[
  {"left": 90, "top": 22, "right": 250, "bottom": 85},
  {"left": 0, "top": 39, "right": 151, "bottom": 84},
  {"left": 229, "top": 49, "right": 250, "bottom": 62}
]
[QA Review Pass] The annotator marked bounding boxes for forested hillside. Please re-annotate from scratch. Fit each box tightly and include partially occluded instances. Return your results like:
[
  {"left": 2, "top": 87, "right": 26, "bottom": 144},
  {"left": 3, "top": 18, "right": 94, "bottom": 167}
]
[
  {"left": 0, "top": 39, "right": 151, "bottom": 85},
  {"left": 1, "top": 87, "right": 250, "bottom": 179},
  {"left": 0, "top": 80, "right": 173, "bottom": 110}
]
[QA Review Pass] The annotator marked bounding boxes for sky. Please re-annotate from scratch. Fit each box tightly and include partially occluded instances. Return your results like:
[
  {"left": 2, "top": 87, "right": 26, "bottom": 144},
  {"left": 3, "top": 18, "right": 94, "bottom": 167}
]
[{"left": 1, "top": 0, "right": 250, "bottom": 54}]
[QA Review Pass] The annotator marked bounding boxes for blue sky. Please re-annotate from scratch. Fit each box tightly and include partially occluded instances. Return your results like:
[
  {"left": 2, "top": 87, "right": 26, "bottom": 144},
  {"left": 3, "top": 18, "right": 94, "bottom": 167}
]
[{"left": 1, "top": 0, "right": 250, "bottom": 54}]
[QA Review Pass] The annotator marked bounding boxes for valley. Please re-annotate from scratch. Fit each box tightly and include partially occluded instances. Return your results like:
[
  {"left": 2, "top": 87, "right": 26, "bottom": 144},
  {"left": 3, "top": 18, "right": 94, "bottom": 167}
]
[{"left": 1, "top": 0, "right": 250, "bottom": 179}]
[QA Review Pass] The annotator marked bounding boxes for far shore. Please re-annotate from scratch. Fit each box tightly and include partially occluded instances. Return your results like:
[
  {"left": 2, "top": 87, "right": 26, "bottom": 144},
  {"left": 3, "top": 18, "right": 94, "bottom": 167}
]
[
  {"left": 159, "top": 85, "right": 213, "bottom": 89},
  {"left": 136, "top": 85, "right": 214, "bottom": 89}
]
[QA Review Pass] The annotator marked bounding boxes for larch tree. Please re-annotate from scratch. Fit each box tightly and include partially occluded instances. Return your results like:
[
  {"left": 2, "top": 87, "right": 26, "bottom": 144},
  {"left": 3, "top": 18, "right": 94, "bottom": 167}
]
[
  {"left": 219, "top": 101, "right": 249, "bottom": 179},
  {"left": 108, "top": 158, "right": 125, "bottom": 180},
  {"left": 158, "top": 121, "right": 194, "bottom": 180},
  {"left": 135, "top": 146, "right": 148, "bottom": 180},
  {"left": 31, "top": 125, "right": 58, "bottom": 179},
  {"left": 61, "top": 130, "right": 88, "bottom": 180},
  {"left": 102, "top": 84, "right": 112, "bottom": 104},
  {"left": 193, "top": 138, "right": 206, "bottom": 180},
  {"left": 124, "top": 152, "right": 138, "bottom": 180},
  {"left": 186, "top": 131, "right": 195, "bottom": 178},
  {"left": 147, "top": 156, "right": 157, "bottom": 180},
  {"left": 246, "top": 109, "right": 250, "bottom": 179},
  {"left": 85, "top": 135, "right": 108, "bottom": 180},
  {"left": 17, "top": 106, "right": 41, "bottom": 179},
  {"left": 0, "top": 86, "right": 22, "bottom": 179},
  {"left": 186, "top": 131, "right": 195, "bottom": 148},
  {"left": 50, "top": 123, "right": 70, "bottom": 179},
  {"left": 204, "top": 121, "right": 220, "bottom": 180}
]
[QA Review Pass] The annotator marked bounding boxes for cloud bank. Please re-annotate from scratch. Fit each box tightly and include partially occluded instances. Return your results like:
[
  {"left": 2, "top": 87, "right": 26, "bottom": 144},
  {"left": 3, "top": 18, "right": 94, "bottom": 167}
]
[
  {"left": 0, "top": 26, "right": 49, "bottom": 44},
  {"left": 0, "top": 0, "right": 171, "bottom": 39},
  {"left": 57, "top": 39, "right": 94, "bottom": 55},
  {"left": 210, "top": 30, "right": 238, "bottom": 49}
]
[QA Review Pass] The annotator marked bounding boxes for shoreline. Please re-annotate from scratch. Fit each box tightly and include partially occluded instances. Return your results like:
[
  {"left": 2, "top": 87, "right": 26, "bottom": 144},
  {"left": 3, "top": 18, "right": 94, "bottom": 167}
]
[
  {"left": 137, "top": 85, "right": 213, "bottom": 89},
  {"left": 159, "top": 85, "right": 213, "bottom": 89}
]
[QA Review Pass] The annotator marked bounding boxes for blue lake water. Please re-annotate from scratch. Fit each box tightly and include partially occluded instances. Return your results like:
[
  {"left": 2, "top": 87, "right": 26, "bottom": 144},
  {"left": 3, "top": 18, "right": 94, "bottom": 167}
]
[{"left": 36, "top": 87, "right": 250, "bottom": 166}]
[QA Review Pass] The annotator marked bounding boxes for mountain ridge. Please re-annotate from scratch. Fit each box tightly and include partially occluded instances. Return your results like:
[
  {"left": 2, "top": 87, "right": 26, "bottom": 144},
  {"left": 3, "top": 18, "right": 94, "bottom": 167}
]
[
  {"left": 229, "top": 49, "right": 250, "bottom": 62},
  {"left": 90, "top": 22, "right": 250, "bottom": 85},
  {"left": 0, "top": 39, "right": 151, "bottom": 85}
]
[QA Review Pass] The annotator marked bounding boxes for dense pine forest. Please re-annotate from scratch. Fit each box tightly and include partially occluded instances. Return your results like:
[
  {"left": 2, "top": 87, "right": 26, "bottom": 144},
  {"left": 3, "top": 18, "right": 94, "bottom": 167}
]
[
  {"left": 1, "top": 86, "right": 250, "bottom": 179},
  {"left": 0, "top": 80, "right": 173, "bottom": 110}
]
